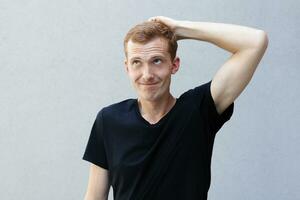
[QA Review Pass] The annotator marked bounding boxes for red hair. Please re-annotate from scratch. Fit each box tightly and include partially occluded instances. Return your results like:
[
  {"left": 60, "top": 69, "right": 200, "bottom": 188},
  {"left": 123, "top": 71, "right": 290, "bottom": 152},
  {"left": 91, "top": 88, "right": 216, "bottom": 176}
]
[{"left": 123, "top": 21, "right": 178, "bottom": 60}]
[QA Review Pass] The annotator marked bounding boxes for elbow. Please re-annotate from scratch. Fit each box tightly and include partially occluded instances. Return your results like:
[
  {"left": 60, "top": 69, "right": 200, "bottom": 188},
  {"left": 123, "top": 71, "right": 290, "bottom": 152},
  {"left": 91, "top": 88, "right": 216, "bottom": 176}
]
[{"left": 255, "top": 30, "right": 269, "bottom": 50}]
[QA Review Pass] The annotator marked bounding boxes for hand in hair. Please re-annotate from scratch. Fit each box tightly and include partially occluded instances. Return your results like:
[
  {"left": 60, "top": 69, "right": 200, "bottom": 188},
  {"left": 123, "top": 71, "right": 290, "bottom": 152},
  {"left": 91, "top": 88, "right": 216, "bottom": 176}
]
[
  {"left": 148, "top": 16, "right": 185, "bottom": 40},
  {"left": 148, "top": 16, "right": 178, "bottom": 31}
]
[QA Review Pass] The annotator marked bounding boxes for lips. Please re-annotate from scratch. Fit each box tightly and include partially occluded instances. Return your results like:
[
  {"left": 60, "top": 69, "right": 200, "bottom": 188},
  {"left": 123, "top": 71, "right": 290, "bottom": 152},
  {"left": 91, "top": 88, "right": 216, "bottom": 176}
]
[
  {"left": 140, "top": 82, "right": 158, "bottom": 85},
  {"left": 139, "top": 82, "right": 159, "bottom": 90}
]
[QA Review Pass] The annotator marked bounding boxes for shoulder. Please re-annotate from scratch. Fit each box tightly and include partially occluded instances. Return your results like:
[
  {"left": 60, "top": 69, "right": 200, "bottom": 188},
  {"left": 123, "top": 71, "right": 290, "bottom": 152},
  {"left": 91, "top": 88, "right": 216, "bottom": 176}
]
[
  {"left": 98, "top": 98, "right": 135, "bottom": 118},
  {"left": 179, "top": 80, "right": 211, "bottom": 100}
]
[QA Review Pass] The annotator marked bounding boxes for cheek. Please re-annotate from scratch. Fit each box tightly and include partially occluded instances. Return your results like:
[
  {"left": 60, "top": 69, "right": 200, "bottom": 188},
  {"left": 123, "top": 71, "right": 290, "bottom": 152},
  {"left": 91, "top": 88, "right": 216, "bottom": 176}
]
[
  {"left": 128, "top": 71, "right": 141, "bottom": 82},
  {"left": 158, "top": 69, "right": 172, "bottom": 79}
]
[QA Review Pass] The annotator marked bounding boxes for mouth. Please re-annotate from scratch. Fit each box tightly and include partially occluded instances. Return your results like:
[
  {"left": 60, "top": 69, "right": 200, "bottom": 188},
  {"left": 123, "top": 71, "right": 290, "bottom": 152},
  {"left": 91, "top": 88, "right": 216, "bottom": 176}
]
[
  {"left": 139, "top": 82, "right": 159, "bottom": 89},
  {"left": 140, "top": 82, "right": 159, "bottom": 85}
]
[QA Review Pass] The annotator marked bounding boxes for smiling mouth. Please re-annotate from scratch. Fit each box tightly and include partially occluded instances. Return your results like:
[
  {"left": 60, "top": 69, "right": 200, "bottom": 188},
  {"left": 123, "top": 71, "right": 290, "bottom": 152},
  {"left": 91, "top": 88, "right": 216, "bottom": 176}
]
[
  {"left": 140, "top": 82, "right": 158, "bottom": 85},
  {"left": 140, "top": 83, "right": 159, "bottom": 89}
]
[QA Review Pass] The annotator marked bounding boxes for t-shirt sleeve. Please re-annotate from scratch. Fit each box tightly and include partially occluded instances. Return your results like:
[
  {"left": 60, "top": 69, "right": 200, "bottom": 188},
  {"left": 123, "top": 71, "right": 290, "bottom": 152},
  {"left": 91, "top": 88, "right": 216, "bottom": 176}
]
[
  {"left": 82, "top": 110, "right": 109, "bottom": 170},
  {"left": 191, "top": 79, "right": 234, "bottom": 134}
]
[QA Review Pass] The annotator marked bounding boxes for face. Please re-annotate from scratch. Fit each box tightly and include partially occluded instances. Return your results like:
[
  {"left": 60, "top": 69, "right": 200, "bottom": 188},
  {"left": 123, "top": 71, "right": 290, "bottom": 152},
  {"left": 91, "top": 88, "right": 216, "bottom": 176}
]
[{"left": 124, "top": 37, "right": 180, "bottom": 102}]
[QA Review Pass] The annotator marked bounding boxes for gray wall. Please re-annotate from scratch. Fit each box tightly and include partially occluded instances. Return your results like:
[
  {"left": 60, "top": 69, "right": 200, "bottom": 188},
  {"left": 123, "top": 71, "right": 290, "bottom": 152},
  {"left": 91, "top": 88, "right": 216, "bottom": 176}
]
[{"left": 1, "top": 0, "right": 299, "bottom": 199}]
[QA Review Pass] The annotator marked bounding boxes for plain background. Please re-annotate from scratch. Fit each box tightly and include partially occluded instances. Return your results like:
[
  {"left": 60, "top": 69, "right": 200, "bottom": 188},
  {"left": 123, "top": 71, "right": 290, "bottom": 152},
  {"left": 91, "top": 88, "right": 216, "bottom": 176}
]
[{"left": 1, "top": 0, "right": 299, "bottom": 199}]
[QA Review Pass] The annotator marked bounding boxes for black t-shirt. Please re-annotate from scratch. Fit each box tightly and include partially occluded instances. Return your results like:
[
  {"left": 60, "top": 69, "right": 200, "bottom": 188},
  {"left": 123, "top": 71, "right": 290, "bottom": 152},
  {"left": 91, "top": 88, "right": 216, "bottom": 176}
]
[{"left": 82, "top": 80, "right": 234, "bottom": 200}]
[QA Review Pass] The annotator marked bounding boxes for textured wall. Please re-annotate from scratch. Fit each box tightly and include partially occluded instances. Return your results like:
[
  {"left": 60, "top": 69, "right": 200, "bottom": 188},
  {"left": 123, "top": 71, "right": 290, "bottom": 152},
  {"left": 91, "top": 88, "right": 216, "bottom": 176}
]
[{"left": 0, "top": 0, "right": 299, "bottom": 199}]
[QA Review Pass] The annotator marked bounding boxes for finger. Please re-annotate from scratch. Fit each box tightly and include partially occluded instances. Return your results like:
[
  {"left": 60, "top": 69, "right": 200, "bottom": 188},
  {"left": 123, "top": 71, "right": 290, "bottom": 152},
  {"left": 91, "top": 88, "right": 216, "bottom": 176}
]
[{"left": 148, "top": 16, "right": 160, "bottom": 22}]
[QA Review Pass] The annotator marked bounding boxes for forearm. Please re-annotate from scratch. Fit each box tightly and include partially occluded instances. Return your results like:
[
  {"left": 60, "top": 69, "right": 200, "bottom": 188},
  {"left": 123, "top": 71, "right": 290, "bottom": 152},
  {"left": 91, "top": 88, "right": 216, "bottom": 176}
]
[{"left": 175, "top": 21, "right": 268, "bottom": 53}]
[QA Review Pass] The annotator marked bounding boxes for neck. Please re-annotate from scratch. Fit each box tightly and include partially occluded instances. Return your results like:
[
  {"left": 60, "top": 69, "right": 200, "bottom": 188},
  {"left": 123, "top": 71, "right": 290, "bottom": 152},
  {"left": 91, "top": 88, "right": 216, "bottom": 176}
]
[{"left": 137, "top": 93, "right": 177, "bottom": 124}]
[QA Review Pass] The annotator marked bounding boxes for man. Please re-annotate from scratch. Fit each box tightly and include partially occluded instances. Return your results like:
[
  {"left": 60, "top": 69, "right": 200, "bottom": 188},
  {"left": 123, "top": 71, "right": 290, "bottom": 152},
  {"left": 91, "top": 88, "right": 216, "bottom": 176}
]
[{"left": 83, "top": 16, "right": 268, "bottom": 200}]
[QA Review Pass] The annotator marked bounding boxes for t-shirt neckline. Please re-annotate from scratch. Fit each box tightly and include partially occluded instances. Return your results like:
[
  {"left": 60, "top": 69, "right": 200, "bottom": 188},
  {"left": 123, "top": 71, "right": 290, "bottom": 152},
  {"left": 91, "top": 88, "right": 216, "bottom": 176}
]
[{"left": 134, "top": 98, "right": 179, "bottom": 127}]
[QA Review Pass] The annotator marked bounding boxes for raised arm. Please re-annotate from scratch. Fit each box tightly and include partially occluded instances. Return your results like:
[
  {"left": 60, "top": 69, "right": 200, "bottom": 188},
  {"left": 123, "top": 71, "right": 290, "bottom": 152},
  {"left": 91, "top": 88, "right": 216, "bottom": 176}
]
[
  {"left": 84, "top": 164, "right": 110, "bottom": 200},
  {"left": 149, "top": 16, "right": 269, "bottom": 114}
]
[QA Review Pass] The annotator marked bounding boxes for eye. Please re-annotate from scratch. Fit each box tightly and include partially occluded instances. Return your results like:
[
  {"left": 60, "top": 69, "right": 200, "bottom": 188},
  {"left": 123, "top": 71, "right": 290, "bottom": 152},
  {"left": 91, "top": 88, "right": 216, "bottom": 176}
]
[
  {"left": 153, "top": 58, "right": 162, "bottom": 65},
  {"left": 132, "top": 60, "right": 140, "bottom": 65}
]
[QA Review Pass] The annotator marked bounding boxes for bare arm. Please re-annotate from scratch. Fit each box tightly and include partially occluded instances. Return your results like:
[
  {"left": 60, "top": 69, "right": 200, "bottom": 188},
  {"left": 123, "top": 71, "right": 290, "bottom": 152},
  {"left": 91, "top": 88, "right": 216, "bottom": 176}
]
[
  {"left": 174, "top": 20, "right": 268, "bottom": 114},
  {"left": 84, "top": 164, "right": 110, "bottom": 200},
  {"left": 149, "top": 16, "right": 269, "bottom": 114}
]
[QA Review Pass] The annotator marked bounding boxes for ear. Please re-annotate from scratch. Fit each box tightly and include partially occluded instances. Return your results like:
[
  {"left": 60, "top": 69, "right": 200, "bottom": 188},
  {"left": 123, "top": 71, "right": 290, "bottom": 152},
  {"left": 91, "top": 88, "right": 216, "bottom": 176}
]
[
  {"left": 124, "top": 59, "right": 129, "bottom": 74},
  {"left": 171, "top": 56, "right": 180, "bottom": 74}
]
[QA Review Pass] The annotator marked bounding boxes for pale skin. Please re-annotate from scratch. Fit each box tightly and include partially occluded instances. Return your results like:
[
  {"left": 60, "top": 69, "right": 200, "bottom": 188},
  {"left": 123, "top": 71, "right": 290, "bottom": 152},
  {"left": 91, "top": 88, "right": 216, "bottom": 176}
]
[
  {"left": 125, "top": 37, "right": 180, "bottom": 124},
  {"left": 84, "top": 164, "right": 110, "bottom": 200},
  {"left": 83, "top": 16, "right": 268, "bottom": 200},
  {"left": 146, "top": 16, "right": 269, "bottom": 115}
]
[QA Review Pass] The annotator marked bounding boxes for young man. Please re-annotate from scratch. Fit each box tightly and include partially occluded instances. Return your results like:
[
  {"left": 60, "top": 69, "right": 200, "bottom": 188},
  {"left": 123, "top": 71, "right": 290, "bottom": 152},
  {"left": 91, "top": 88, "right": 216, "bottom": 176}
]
[{"left": 83, "top": 16, "right": 268, "bottom": 200}]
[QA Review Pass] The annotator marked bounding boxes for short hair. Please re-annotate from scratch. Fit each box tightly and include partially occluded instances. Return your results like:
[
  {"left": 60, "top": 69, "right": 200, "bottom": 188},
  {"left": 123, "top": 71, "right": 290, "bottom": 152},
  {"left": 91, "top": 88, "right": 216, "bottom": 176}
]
[{"left": 123, "top": 21, "right": 178, "bottom": 61}]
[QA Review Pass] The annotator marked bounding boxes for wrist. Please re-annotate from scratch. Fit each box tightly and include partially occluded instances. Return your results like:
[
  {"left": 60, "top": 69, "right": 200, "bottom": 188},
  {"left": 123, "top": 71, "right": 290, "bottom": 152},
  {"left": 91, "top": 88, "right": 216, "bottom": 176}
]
[
  {"left": 174, "top": 20, "right": 196, "bottom": 40},
  {"left": 174, "top": 21, "right": 203, "bottom": 40}
]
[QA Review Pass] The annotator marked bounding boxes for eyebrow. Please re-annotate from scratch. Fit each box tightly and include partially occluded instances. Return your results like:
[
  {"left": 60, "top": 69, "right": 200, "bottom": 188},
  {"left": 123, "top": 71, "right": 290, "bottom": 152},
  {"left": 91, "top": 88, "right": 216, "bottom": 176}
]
[{"left": 130, "top": 55, "right": 165, "bottom": 62}]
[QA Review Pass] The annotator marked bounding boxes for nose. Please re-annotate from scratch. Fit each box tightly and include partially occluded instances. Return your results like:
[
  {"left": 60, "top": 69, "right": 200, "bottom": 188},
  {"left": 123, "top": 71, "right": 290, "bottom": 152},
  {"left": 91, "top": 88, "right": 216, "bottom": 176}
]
[{"left": 142, "top": 65, "right": 155, "bottom": 81}]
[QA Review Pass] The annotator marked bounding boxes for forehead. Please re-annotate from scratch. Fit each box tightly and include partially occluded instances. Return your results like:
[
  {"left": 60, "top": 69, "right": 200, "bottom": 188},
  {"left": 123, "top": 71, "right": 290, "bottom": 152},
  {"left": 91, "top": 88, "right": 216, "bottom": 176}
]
[{"left": 127, "top": 37, "right": 170, "bottom": 60}]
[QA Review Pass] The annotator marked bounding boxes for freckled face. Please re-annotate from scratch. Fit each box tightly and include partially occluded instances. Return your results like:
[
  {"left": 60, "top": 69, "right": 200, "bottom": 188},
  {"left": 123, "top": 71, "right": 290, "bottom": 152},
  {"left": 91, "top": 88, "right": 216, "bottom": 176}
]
[{"left": 125, "top": 37, "right": 180, "bottom": 102}]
